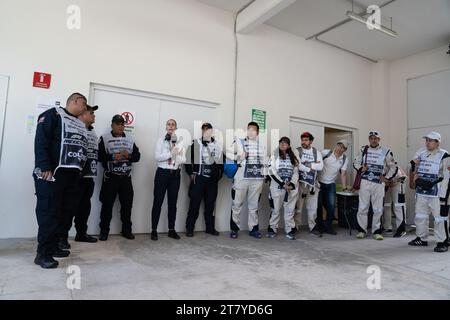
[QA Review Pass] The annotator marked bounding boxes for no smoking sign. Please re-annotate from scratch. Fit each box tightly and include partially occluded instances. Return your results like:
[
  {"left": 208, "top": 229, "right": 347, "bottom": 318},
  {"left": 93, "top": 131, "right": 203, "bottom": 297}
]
[
  {"left": 121, "top": 111, "right": 134, "bottom": 126},
  {"left": 119, "top": 111, "right": 136, "bottom": 134}
]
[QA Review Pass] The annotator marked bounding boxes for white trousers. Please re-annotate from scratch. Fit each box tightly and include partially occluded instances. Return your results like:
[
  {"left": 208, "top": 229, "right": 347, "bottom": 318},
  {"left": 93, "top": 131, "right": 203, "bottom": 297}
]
[
  {"left": 415, "top": 195, "right": 448, "bottom": 243},
  {"left": 269, "top": 183, "right": 298, "bottom": 234},
  {"left": 383, "top": 183, "right": 406, "bottom": 231},
  {"left": 357, "top": 179, "right": 385, "bottom": 234},
  {"left": 231, "top": 177, "right": 264, "bottom": 230},
  {"left": 295, "top": 183, "right": 318, "bottom": 231}
]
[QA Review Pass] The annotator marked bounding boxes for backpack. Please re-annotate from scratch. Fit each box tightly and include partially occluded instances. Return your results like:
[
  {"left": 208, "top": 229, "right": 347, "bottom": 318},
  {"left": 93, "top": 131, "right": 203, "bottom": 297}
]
[
  {"left": 297, "top": 147, "right": 318, "bottom": 163},
  {"left": 223, "top": 139, "right": 245, "bottom": 179},
  {"left": 323, "top": 150, "right": 347, "bottom": 171},
  {"left": 224, "top": 158, "right": 238, "bottom": 179}
]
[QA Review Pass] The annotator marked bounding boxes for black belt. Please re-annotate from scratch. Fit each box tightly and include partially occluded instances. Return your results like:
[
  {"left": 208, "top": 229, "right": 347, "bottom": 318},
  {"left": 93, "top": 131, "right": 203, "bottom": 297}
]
[
  {"left": 159, "top": 167, "right": 181, "bottom": 174},
  {"left": 105, "top": 172, "right": 131, "bottom": 179}
]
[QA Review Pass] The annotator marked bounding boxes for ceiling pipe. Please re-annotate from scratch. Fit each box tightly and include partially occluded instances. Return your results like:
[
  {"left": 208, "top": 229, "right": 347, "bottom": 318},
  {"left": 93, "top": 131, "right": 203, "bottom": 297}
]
[
  {"left": 314, "top": 37, "right": 378, "bottom": 63},
  {"left": 305, "top": 0, "right": 397, "bottom": 40}
]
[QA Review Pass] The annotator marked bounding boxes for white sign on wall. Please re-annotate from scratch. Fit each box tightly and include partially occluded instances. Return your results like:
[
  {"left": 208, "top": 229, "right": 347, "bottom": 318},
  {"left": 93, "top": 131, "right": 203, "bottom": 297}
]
[
  {"left": 36, "top": 96, "right": 62, "bottom": 118},
  {"left": 30, "top": 96, "right": 62, "bottom": 135}
]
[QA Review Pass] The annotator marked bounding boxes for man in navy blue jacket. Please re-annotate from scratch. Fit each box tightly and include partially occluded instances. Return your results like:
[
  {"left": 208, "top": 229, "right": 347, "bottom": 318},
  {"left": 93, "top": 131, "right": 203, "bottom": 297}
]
[{"left": 33, "top": 93, "right": 88, "bottom": 269}]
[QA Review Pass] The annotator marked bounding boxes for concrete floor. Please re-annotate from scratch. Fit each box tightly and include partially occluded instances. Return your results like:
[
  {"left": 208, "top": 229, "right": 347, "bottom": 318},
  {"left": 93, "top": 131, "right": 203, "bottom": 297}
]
[{"left": 1, "top": 228, "right": 450, "bottom": 300}]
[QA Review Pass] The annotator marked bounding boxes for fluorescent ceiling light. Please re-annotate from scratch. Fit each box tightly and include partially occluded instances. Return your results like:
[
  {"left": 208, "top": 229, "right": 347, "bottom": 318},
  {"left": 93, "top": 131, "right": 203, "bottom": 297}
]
[{"left": 346, "top": 11, "right": 398, "bottom": 38}]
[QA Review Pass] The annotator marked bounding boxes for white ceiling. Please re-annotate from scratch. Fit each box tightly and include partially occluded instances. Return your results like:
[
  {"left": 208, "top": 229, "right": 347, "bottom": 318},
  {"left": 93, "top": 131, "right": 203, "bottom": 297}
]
[
  {"left": 198, "top": 0, "right": 450, "bottom": 61},
  {"left": 196, "top": 0, "right": 254, "bottom": 13}
]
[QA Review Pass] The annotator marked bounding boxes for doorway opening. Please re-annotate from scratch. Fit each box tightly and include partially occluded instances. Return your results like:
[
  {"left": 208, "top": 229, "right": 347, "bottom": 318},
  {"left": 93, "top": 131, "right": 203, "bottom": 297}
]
[{"left": 324, "top": 127, "right": 353, "bottom": 191}]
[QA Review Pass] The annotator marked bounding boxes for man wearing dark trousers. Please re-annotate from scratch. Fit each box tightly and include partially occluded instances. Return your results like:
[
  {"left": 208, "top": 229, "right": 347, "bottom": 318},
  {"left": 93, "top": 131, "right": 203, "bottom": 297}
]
[
  {"left": 73, "top": 104, "right": 99, "bottom": 243},
  {"left": 151, "top": 119, "right": 186, "bottom": 241},
  {"left": 185, "top": 123, "right": 223, "bottom": 237},
  {"left": 33, "top": 92, "right": 88, "bottom": 268},
  {"left": 98, "top": 115, "right": 141, "bottom": 241}
]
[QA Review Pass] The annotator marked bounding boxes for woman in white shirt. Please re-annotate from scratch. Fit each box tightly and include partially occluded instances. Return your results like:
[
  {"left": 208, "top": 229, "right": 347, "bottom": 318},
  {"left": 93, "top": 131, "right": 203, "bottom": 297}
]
[{"left": 150, "top": 119, "right": 186, "bottom": 241}]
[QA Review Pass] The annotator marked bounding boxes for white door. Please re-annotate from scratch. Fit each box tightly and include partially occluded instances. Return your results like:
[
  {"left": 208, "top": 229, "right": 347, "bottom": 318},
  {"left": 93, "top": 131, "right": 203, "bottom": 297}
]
[
  {"left": 0, "top": 75, "right": 9, "bottom": 163},
  {"left": 156, "top": 99, "right": 218, "bottom": 232},
  {"left": 407, "top": 69, "right": 450, "bottom": 223},
  {"left": 84, "top": 85, "right": 218, "bottom": 235},
  {"left": 324, "top": 129, "right": 354, "bottom": 186}
]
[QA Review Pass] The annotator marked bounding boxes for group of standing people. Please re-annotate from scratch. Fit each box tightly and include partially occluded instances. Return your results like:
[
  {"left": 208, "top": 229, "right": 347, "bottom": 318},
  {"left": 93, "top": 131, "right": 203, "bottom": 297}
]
[
  {"left": 32, "top": 92, "right": 450, "bottom": 269},
  {"left": 33, "top": 93, "right": 142, "bottom": 268},
  {"left": 352, "top": 130, "right": 450, "bottom": 254}
]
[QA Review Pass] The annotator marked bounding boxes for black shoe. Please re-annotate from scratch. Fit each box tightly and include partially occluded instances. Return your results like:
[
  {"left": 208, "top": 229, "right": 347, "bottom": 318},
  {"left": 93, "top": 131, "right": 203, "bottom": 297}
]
[
  {"left": 434, "top": 242, "right": 448, "bottom": 253},
  {"left": 316, "top": 224, "right": 325, "bottom": 234},
  {"left": 205, "top": 229, "right": 219, "bottom": 236},
  {"left": 122, "top": 232, "right": 135, "bottom": 240},
  {"left": 186, "top": 230, "right": 194, "bottom": 237},
  {"left": 408, "top": 237, "right": 428, "bottom": 246},
  {"left": 310, "top": 227, "right": 323, "bottom": 238},
  {"left": 151, "top": 231, "right": 158, "bottom": 241},
  {"left": 75, "top": 234, "right": 98, "bottom": 243},
  {"left": 324, "top": 227, "right": 337, "bottom": 235},
  {"left": 58, "top": 238, "right": 71, "bottom": 250},
  {"left": 168, "top": 230, "right": 180, "bottom": 240},
  {"left": 34, "top": 254, "right": 59, "bottom": 269},
  {"left": 286, "top": 231, "right": 296, "bottom": 240},
  {"left": 393, "top": 230, "right": 407, "bottom": 238},
  {"left": 53, "top": 248, "right": 71, "bottom": 258},
  {"left": 99, "top": 233, "right": 109, "bottom": 241}
]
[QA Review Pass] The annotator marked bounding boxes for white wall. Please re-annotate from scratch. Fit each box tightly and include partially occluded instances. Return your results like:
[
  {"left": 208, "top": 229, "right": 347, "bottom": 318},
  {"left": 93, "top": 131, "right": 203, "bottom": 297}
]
[
  {"left": 0, "top": 0, "right": 236, "bottom": 238},
  {"left": 2, "top": 0, "right": 442, "bottom": 238},
  {"left": 388, "top": 45, "right": 450, "bottom": 166},
  {"left": 235, "top": 24, "right": 372, "bottom": 150},
  {"left": 387, "top": 45, "right": 450, "bottom": 221},
  {"left": 234, "top": 24, "right": 375, "bottom": 228}
]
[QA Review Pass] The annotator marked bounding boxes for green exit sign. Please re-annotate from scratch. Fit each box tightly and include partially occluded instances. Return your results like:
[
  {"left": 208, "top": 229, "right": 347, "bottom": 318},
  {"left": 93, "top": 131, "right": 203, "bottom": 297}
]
[{"left": 251, "top": 108, "right": 266, "bottom": 133}]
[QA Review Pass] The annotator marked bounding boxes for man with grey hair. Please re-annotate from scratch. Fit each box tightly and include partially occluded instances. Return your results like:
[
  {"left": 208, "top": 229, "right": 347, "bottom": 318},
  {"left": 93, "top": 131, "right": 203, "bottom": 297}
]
[{"left": 316, "top": 140, "right": 349, "bottom": 235}]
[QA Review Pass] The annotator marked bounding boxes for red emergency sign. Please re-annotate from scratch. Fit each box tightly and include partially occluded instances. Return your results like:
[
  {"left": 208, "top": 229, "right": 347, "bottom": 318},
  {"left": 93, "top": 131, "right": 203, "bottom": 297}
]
[{"left": 33, "top": 72, "right": 52, "bottom": 89}]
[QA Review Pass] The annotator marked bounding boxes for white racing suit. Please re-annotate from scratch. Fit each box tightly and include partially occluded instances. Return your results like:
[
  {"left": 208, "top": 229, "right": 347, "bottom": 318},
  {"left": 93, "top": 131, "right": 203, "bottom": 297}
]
[
  {"left": 228, "top": 137, "right": 267, "bottom": 231},
  {"left": 383, "top": 168, "right": 407, "bottom": 232},
  {"left": 354, "top": 145, "right": 398, "bottom": 235},
  {"left": 268, "top": 148, "right": 300, "bottom": 234},
  {"left": 411, "top": 148, "right": 450, "bottom": 243},
  {"left": 294, "top": 147, "right": 323, "bottom": 231},
  {"left": 443, "top": 166, "right": 450, "bottom": 240}
]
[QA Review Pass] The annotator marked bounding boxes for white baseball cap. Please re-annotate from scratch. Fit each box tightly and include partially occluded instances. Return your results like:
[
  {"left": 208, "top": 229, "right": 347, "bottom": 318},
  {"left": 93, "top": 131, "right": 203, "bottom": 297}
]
[
  {"left": 423, "top": 131, "right": 441, "bottom": 142},
  {"left": 337, "top": 140, "right": 349, "bottom": 149},
  {"left": 368, "top": 130, "right": 381, "bottom": 138}
]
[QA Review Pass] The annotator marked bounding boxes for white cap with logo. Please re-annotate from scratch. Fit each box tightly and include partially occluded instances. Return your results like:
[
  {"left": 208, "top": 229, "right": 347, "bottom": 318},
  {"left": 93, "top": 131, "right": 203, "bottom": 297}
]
[
  {"left": 423, "top": 131, "right": 441, "bottom": 142},
  {"left": 368, "top": 130, "right": 381, "bottom": 138}
]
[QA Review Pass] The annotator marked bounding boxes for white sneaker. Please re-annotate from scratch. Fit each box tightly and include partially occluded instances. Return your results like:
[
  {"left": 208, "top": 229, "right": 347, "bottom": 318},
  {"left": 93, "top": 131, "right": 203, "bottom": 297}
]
[
  {"left": 373, "top": 234, "right": 384, "bottom": 241},
  {"left": 356, "top": 232, "right": 367, "bottom": 239}
]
